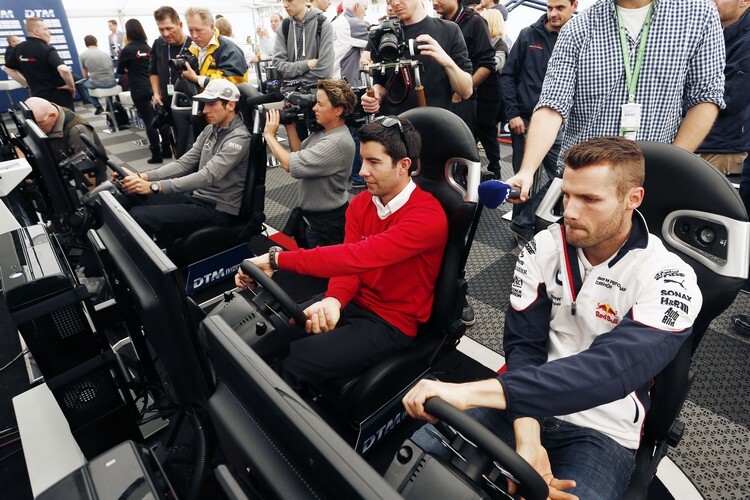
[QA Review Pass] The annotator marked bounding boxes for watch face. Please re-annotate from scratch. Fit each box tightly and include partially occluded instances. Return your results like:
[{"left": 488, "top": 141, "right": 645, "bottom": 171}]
[{"left": 150, "top": 182, "right": 160, "bottom": 193}]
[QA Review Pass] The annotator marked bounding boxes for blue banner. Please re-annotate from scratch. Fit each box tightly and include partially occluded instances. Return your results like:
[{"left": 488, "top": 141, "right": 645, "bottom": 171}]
[{"left": 0, "top": 1, "right": 81, "bottom": 111}]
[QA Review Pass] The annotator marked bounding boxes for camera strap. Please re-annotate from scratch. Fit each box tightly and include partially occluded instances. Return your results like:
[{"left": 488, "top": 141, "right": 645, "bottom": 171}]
[
  {"left": 385, "top": 65, "right": 413, "bottom": 106},
  {"left": 167, "top": 38, "right": 189, "bottom": 83}
]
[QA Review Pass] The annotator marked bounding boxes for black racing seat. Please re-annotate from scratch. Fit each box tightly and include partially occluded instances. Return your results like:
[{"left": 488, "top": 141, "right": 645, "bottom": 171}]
[
  {"left": 321, "top": 107, "right": 483, "bottom": 431},
  {"left": 623, "top": 142, "right": 749, "bottom": 497},
  {"left": 168, "top": 83, "right": 267, "bottom": 268}
]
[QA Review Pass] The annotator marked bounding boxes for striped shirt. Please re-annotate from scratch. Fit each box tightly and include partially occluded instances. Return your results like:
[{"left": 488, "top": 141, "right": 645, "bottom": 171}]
[{"left": 536, "top": 0, "right": 725, "bottom": 169}]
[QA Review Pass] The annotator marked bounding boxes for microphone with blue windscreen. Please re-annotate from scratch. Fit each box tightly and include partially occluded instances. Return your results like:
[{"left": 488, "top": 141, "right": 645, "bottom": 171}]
[{"left": 478, "top": 180, "right": 521, "bottom": 209}]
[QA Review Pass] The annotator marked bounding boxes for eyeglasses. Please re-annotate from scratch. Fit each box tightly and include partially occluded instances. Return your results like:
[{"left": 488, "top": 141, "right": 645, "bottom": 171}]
[{"left": 377, "top": 116, "right": 407, "bottom": 148}]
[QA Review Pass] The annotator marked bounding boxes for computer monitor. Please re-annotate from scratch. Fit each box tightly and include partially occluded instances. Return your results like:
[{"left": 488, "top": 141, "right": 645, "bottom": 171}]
[
  {"left": 88, "top": 191, "right": 210, "bottom": 406},
  {"left": 20, "top": 118, "right": 79, "bottom": 228},
  {"left": 201, "top": 315, "right": 400, "bottom": 500},
  {"left": 9, "top": 102, "right": 33, "bottom": 138}
]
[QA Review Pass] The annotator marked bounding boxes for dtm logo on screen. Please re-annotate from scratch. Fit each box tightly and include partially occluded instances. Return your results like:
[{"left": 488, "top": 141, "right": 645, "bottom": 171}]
[
  {"left": 23, "top": 10, "right": 57, "bottom": 18},
  {"left": 193, "top": 263, "right": 241, "bottom": 289}
]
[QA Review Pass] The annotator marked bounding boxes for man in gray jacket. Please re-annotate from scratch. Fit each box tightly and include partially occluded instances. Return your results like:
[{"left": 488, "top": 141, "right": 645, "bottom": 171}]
[
  {"left": 271, "top": 0, "right": 334, "bottom": 83},
  {"left": 120, "top": 79, "right": 250, "bottom": 246}
]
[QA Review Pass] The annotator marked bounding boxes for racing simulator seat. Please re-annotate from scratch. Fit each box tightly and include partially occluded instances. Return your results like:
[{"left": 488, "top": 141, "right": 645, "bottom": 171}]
[
  {"left": 209, "top": 107, "right": 484, "bottom": 453},
  {"left": 390, "top": 142, "right": 750, "bottom": 499},
  {"left": 169, "top": 79, "right": 199, "bottom": 158},
  {"left": 334, "top": 107, "right": 483, "bottom": 452},
  {"left": 622, "top": 142, "right": 749, "bottom": 497},
  {"left": 168, "top": 83, "right": 268, "bottom": 295}
]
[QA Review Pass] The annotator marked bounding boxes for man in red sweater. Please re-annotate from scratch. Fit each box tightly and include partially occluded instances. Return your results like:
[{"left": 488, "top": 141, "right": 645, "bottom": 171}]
[{"left": 236, "top": 116, "right": 448, "bottom": 390}]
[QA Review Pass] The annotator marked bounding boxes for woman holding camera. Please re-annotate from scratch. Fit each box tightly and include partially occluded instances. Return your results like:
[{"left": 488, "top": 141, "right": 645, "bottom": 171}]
[{"left": 117, "top": 19, "right": 163, "bottom": 163}]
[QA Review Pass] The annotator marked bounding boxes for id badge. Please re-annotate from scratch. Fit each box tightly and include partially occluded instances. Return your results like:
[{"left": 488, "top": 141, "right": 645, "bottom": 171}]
[
  {"left": 167, "top": 84, "right": 175, "bottom": 96},
  {"left": 620, "top": 102, "right": 642, "bottom": 140}
]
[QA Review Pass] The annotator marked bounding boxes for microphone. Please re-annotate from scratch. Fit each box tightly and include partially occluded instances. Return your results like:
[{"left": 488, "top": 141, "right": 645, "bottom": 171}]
[
  {"left": 478, "top": 180, "right": 521, "bottom": 209},
  {"left": 246, "top": 93, "right": 284, "bottom": 106}
]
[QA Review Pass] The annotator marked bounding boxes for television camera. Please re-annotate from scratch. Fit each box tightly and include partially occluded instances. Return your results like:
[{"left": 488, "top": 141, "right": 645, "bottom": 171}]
[
  {"left": 255, "top": 75, "right": 369, "bottom": 131},
  {"left": 255, "top": 80, "right": 321, "bottom": 132}
]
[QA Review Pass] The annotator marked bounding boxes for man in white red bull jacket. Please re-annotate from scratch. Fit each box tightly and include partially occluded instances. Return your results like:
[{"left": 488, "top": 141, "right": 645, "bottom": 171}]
[{"left": 403, "top": 136, "right": 702, "bottom": 500}]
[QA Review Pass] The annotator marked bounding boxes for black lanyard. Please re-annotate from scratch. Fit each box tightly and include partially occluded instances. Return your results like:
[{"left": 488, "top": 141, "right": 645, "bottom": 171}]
[{"left": 167, "top": 38, "right": 188, "bottom": 82}]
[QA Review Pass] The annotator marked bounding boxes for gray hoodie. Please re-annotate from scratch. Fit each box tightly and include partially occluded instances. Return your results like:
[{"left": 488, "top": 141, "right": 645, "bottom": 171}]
[
  {"left": 148, "top": 114, "right": 251, "bottom": 216},
  {"left": 271, "top": 8, "right": 334, "bottom": 82}
]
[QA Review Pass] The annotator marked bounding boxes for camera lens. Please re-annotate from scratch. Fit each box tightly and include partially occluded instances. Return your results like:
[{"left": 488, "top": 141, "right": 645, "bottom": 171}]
[{"left": 379, "top": 33, "right": 400, "bottom": 62}]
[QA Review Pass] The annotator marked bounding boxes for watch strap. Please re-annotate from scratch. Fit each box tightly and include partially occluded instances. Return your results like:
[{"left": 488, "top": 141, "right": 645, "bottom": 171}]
[{"left": 269, "top": 246, "right": 282, "bottom": 271}]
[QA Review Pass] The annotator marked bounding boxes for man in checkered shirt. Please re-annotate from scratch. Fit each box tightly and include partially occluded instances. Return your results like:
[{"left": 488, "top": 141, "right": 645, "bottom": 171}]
[{"left": 506, "top": 0, "right": 726, "bottom": 203}]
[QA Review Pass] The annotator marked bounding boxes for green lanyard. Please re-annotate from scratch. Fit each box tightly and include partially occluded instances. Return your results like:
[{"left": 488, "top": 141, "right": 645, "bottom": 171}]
[{"left": 617, "top": 3, "right": 654, "bottom": 103}]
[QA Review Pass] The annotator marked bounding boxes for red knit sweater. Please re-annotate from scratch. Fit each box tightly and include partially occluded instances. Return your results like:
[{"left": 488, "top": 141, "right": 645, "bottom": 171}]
[{"left": 277, "top": 185, "right": 448, "bottom": 335}]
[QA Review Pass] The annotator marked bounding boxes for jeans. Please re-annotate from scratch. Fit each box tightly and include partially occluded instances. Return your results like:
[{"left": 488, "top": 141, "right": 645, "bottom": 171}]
[
  {"left": 81, "top": 79, "right": 117, "bottom": 108},
  {"left": 412, "top": 408, "right": 635, "bottom": 499},
  {"left": 511, "top": 123, "right": 562, "bottom": 230}
]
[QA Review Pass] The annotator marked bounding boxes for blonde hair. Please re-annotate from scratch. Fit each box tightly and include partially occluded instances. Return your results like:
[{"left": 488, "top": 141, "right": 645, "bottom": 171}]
[
  {"left": 215, "top": 17, "right": 233, "bottom": 37},
  {"left": 185, "top": 7, "right": 213, "bottom": 26},
  {"left": 480, "top": 9, "right": 505, "bottom": 40}
]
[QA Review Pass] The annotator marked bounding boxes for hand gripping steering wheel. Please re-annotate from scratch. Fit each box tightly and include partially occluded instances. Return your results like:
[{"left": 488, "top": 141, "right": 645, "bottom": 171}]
[
  {"left": 423, "top": 397, "right": 549, "bottom": 500},
  {"left": 240, "top": 260, "right": 309, "bottom": 327}
]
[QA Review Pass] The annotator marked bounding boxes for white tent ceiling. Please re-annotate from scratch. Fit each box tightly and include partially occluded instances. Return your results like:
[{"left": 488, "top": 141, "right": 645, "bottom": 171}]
[{"left": 59, "top": 0, "right": 598, "bottom": 61}]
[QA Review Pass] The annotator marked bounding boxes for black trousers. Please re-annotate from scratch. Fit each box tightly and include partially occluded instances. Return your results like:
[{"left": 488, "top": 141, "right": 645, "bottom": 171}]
[
  {"left": 476, "top": 95, "right": 502, "bottom": 173},
  {"left": 451, "top": 98, "right": 477, "bottom": 137},
  {"left": 130, "top": 87, "right": 159, "bottom": 150},
  {"left": 278, "top": 302, "right": 416, "bottom": 392},
  {"left": 127, "top": 193, "right": 235, "bottom": 246}
]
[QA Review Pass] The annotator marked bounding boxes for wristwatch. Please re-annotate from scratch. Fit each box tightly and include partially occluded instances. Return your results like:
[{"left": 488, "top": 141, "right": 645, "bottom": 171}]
[
  {"left": 268, "top": 246, "right": 282, "bottom": 271},
  {"left": 150, "top": 182, "right": 160, "bottom": 194}
]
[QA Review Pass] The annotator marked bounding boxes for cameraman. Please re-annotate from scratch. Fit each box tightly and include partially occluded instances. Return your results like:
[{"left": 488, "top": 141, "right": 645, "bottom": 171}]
[
  {"left": 361, "top": 0, "right": 473, "bottom": 115},
  {"left": 149, "top": 6, "right": 192, "bottom": 159},
  {"left": 264, "top": 79, "right": 357, "bottom": 248}
]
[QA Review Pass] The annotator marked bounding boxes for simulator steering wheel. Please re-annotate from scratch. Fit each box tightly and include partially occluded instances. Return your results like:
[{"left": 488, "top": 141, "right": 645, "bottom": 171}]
[
  {"left": 240, "top": 260, "right": 309, "bottom": 327},
  {"left": 424, "top": 397, "right": 549, "bottom": 500}
]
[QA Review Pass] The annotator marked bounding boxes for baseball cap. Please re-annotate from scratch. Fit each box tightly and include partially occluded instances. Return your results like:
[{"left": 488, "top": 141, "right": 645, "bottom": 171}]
[{"left": 193, "top": 79, "right": 241, "bottom": 103}]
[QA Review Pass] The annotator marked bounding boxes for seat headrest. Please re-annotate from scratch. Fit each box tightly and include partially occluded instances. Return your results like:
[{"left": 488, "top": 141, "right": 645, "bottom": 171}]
[
  {"left": 401, "top": 107, "right": 480, "bottom": 170},
  {"left": 236, "top": 82, "right": 259, "bottom": 100},
  {"left": 639, "top": 141, "right": 746, "bottom": 222},
  {"left": 399, "top": 107, "right": 481, "bottom": 208},
  {"left": 235, "top": 83, "right": 260, "bottom": 132},
  {"left": 638, "top": 141, "right": 749, "bottom": 280}
]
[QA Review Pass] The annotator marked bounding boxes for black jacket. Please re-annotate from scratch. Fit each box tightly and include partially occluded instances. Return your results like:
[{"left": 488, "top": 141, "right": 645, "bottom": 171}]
[
  {"left": 697, "top": 9, "right": 750, "bottom": 154},
  {"left": 452, "top": 7, "right": 497, "bottom": 99},
  {"left": 499, "top": 15, "right": 559, "bottom": 121}
]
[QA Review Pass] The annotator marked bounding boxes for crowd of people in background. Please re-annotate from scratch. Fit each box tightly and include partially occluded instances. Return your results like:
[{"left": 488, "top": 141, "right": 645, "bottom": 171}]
[{"left": 1, "top": 1, "right": 749, "bottom": 498}]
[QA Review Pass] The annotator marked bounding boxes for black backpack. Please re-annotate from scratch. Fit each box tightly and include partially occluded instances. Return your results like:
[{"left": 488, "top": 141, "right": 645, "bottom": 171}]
[
  {"left": 106, "top": 101, "right": 130, "bottom": 129},
  {"left": 281, "top": 12, "right": 328, "bottom": 52}
]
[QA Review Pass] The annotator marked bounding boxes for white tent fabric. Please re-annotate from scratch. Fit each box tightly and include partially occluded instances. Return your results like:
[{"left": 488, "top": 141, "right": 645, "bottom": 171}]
[
  {"left": 60, "top": 0, "right": 597, "bottom": 71},
  {"left": 63, "top": 1, "right": 285, "bottom": 57}
]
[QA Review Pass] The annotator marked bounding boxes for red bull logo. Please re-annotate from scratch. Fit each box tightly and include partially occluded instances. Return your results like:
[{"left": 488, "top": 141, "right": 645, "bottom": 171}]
[{"left": 595, "top": 303, "right": 619, "bottom": 324}]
